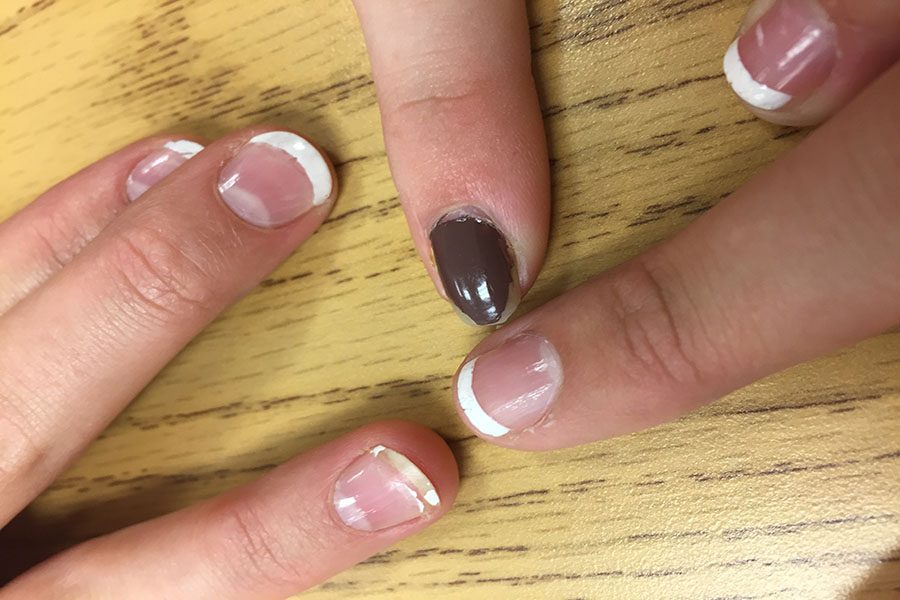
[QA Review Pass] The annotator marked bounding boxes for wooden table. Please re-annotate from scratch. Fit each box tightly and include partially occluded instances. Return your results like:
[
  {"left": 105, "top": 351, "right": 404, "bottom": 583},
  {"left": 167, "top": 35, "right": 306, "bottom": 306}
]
[{"left": 2, "top": 1, "right": 899, "bottom": 598}]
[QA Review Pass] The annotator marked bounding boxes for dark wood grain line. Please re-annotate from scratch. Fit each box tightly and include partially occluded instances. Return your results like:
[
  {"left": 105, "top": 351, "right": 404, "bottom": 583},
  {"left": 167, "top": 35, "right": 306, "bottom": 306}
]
[{"left": 0, "top": 0, "right": 56, "bottom": 37}]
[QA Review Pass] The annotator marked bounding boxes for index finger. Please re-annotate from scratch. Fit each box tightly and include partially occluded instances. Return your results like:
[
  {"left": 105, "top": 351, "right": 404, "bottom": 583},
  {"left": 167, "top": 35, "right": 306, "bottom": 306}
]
[{"left": 454, "top": 63, "right": 900, "bottom": 449}]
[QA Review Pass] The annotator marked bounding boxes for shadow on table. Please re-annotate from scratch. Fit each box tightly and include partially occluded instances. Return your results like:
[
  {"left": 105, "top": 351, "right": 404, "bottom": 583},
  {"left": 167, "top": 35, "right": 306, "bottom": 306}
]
[
  {"left": 846, "top": 546, "right": 900, "bottom": 599},
  {"left": 0, "top": 371, "right": 462, "bottom": 587},
  {"left": 0, "top": 479, "right": 190, "bottom": 585}
]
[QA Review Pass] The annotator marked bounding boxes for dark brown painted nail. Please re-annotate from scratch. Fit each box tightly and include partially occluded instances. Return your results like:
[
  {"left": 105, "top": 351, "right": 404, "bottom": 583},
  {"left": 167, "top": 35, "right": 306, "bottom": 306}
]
[{"left": 429, "top": 210, "right": 520, "bottom": 326}]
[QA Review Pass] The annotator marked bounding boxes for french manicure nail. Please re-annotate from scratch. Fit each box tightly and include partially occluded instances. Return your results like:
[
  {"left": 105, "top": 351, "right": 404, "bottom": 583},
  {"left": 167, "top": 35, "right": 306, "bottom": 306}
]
[
  {"left": 126, "top": 140, "right": 204, "bottom": 201},
  {"left": 429, "top": 209, "right": 520, "bottom": 326},
  {"left": 724, "top": 0, "right": 837, "bottom": 110},
  {"left": 333, "top": 445, "right": 440, "bottom": 532},
  {"left": 217, "top": 131, "right": 335, "bottom": 228},
  {"left": 457, "top": 333, "right": 562, "bottom": 437}
]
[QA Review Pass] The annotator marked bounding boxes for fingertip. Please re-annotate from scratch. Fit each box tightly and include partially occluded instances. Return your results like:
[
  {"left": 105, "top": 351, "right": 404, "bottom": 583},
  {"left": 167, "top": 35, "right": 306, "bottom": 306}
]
[
  {"left": 344, "top": 419, "right": 460, "bottom": 513},
  {"left": 210, "top": 126, "right": 339, "bottom": 229},
  {"left": 133, "top": 125, "right": 338, "bottom": 245},
  {"left": 723, "top": 0, "right": 900, "bottom": 127},
  {"left": 451, "top": 318, "right": 569, "bottom": 452},
  {"left": 124, "top": 137, "right": 207, "bottom": 202}
]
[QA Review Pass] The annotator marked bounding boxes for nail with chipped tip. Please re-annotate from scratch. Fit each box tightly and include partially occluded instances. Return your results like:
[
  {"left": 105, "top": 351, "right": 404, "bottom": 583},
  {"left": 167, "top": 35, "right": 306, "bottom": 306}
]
[
  {"left": 217, "top": 131, "right": 336, "bottom": 228},
  {"left": 333, "top": 445, "right": 440, "bottom": 532}
]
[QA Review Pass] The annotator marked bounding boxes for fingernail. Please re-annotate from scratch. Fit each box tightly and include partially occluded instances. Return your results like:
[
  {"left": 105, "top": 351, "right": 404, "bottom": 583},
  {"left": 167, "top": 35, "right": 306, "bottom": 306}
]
[
  {"left": 457, "top": 333, "right": 562, "bottom": 437},
  {"left": 724, "top": 0, "right": 837, "bottom": 110},
  {"left": 126, "top": 140, "right": 204, "bottom": 201},
  {"left": 333, "top": 445, "right": 440, "bottom": 532},
  {"left": 429, "top": 209, "right": 520, "bottom": 326},
  {"left": 217, "top": 131, "right": 335, "bottom": 228}
]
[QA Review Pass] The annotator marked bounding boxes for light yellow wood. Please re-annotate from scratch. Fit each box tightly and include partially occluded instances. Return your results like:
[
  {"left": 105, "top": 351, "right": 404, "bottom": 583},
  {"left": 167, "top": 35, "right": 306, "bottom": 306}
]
[{"left": 1, "top": 0, "right": 898, "bottom": 598}]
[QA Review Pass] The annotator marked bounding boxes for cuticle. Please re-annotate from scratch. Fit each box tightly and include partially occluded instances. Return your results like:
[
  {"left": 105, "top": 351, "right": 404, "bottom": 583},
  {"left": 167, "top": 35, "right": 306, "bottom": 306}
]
[{"left": 429, "top": 204, "right": 495, "bottom": 233}]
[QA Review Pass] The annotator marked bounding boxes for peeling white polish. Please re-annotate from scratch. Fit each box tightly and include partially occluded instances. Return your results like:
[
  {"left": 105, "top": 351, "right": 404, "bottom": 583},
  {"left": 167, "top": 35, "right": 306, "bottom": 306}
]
[
  {"left": 370, "top": 445, "right": 440, "bottom": 507},
  {"left": 456, "top": 359, "right": 511, "bottom": 437},
  {"left": 163, "top": 139, "right": 204, "bottom": 158},
  {"left": 247, "top": 131, "right": 333, "bottom": 205}
]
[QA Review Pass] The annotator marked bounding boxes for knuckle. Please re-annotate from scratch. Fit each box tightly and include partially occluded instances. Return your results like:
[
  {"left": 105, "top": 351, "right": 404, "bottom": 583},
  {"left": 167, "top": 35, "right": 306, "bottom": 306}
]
[
  {"left": 606, "top": 259, "right": 705, "bottom": 387},
  {"left": 217, "top": 502, "right": 307, "bottom": 589},
  {"left": 379, "top": 67, "right": 498, "bottom": 128},
  {"left": 104, "top": 224, "right": 217, "bottom": 321},
  {"left": 28, "top": 217, "right": 82, "bottom": 270}
]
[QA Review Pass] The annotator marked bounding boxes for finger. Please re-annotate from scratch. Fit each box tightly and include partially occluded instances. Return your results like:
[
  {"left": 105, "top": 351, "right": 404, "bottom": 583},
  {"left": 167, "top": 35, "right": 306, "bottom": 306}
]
[
  {"left": 3, "top": 421, "right": 458, "bottom": 599},
  {"left": 353, "top": 0, "right": 549, "bottom": 326},
  {"left": 0, "top": 127, "right": 337, "bottom": 523},
  {"left": 723, "top": 0, "right": 900, "bottom": 126},
  {"left": 454, "top": 63, "right": 900, "bottom": 449},
  {"left": 0, "top": 137, "right": 204, "bottom": 314}
]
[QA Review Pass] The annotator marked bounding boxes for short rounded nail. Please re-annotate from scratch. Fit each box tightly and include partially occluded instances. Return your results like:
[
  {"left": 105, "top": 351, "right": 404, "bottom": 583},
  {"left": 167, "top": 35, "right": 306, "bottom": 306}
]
[
  {"left": 332, "top": 445, "right": 440, "bottom": 532},
  {"left": 724, "top": 0, "right": 837, "bottom": 110},
  {"left": 126, "top": 140, "right": 204, "bottom": 201},
  {"left": 217, "top": 131, "right": 335, "bottom": 228},
  {"left": 457, "top": 333, "right": 562, "bottom": 437},
  {"left": 429, "top": 209, "right": 520, "bottom": 327}
]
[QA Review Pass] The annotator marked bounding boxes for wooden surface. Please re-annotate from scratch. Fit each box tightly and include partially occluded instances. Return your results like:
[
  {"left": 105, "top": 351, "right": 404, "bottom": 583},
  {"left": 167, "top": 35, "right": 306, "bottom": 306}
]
[{"left": 2, "top": 0, "right": 899, "bottom": 598}]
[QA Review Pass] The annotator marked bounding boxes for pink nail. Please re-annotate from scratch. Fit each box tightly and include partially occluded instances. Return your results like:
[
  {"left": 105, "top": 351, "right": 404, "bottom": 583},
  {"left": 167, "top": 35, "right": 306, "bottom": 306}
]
[
  {"left": 126, "top": 140, "right": 204, "bottom": 201},
  {"left": 724, "top": 0, "right": 837, "bottom": 110},
  {"left": 333, "top": 445, "right": 440, "bottom": 532},
  {"left": 456, "top": 333, "right": 562, "bottom": 437},
  {"left": 217, "top": 131, "right": 334, "bottom": 228}
]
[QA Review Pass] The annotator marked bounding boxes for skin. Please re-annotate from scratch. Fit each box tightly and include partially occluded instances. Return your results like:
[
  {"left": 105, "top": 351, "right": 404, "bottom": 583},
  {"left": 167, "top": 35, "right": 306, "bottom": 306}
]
[
  {"left": 352, "top": 0, "right": 550, "bottom": 298},
  {"left": 456, "top": 64, "right": 900, "bottom": 450},
  {"left": 1, "top": 0, "right": 898, "bottom": 595},
  {"left": 440, "top": 0, "right": 900, "bottom": 450},
  {"left": 736, "top": 0, "right": 900, "bottom": 125},
  {"left": 0, "top": 128, "right": 459, "bottom": 597},
  {"left": 4, "top": 421, "right": 457, "bottom": 599}
]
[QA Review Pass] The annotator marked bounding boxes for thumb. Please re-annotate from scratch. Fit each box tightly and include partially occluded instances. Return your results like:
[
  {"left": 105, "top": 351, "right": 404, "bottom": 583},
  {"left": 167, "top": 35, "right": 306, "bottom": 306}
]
[{"left": 723, "top": 0, "right": 900, "bottom": 125}]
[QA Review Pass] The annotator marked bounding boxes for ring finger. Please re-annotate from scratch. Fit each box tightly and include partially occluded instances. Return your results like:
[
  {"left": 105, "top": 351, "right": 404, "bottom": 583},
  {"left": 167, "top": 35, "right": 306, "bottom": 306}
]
[
  {"left": 0, "top": 126, "right": 337, "bottom": 524},
  {"left": 0, "top": 135, "right": 205, "bottom": 313}
]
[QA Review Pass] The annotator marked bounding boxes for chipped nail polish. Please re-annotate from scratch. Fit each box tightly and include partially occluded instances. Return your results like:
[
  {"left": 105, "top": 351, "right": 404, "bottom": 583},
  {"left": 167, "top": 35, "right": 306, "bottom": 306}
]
[
  {"left": 217, "top": 131, "right": 334, "bottom": 228},
  {"left": 333, "top": 445, "right": 440, "bottom": 532}
]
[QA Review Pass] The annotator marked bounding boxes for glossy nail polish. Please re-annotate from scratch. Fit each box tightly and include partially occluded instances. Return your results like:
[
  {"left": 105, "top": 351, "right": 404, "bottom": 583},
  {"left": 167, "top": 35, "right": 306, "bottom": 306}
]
[
  {"left": 457, "top": 333, "right": 562, "bottom": 437},
  {"left": 724, "top": 0, "right": 837, "bottom": 110},
  {"left": 333, "top": 445, "right": 440, "bottom": 532},
  {"left": 126, "top": 140, "right": 204, "bottom": 201},
  {"left": 217, "top": 131, "right": 335, "bottom": 227},
  {"left": 429, "top": 209, "right": 520, "bottom": 326}
]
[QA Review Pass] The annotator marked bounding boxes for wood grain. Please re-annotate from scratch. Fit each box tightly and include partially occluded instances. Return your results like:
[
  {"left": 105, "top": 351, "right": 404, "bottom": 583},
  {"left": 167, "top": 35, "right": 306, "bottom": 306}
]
[{"left": 1, "top": 0, "right": 898, "bottom": 598}]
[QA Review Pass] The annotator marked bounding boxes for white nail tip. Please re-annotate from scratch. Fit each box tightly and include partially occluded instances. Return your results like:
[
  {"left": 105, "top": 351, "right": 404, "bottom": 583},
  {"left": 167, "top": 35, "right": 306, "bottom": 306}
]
[
  {"left": 423, "top": 489, "right": 440, "bottom": 506},
  {"left": 248, "top": 131, "right": 333, "bottom": 205},
  {"left": 371, "top": 445, "right": 440, "bottom": 507},
  {"left": 723, "top": 41, "right": 792, "bottom": 111},
  {"left": 163, "top": 139, "right": 204, "bottom": 158},
  {"left": 456, "top": 359, "right": 511, "bottom": 438}
]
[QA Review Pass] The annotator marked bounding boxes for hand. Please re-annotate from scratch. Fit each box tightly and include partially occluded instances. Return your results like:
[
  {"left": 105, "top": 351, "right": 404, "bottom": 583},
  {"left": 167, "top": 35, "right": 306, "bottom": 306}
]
[
  {"left": 0, "top": 128, "right": 457, "bottom": 597},
  {"left": 399, "top": 0, "right": 899, "bottom": 449}
]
